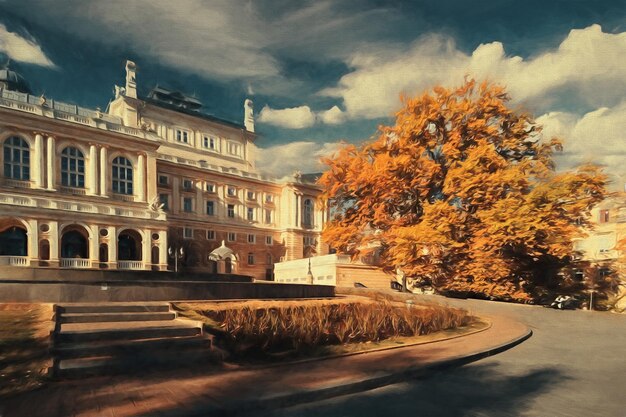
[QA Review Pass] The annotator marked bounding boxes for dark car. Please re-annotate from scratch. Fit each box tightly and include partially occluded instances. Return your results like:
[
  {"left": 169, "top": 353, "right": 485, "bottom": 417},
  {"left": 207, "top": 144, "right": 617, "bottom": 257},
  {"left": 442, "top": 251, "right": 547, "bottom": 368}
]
[{"left": 550, "top": 295, "right": 581, "bottom": 310}]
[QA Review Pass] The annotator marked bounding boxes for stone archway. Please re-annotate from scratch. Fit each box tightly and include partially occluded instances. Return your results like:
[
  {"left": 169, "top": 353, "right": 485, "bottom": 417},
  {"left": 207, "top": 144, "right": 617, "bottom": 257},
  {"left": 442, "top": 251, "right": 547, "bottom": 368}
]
[
  {"left": 0, "top": 223, "right": 27, "bottom": 256},
  {"left": 118, "top": 229, "right": 142, "bottom": 261},
  {"left": 60, "top": 227, "right": 88, "bottom": 259}
]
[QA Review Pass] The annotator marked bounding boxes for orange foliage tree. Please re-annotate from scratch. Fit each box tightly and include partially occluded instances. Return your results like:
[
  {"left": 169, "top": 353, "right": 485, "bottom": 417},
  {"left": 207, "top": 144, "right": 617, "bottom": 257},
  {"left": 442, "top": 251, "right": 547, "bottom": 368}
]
[{"left": 320, "top": 80, "right": 607, "bottom": 301}]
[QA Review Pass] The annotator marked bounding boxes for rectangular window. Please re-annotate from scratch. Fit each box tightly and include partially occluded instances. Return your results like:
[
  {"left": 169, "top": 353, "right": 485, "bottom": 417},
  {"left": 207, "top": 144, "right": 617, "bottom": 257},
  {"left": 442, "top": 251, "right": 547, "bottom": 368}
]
[
  {"left": 176, "top": 129, "right": 189, "bottom": 143},
  {"left": 227, "top": 186, "right": 237, "bottom": 197},
  {"left": 183, "top": 228, "right": 193, "bottom": 239},
  {"left": 183, "top": 197, "right": 193, "bottom": 213},
  {"left": 159, "top": 194, "right": 169, "bottom": 211},
  {"left": 247, "top": 207, "right": 254, "bottom": 221},
  {"left": 304, "top": 236, "right": 316, "bottom": 246},
  {"left": 228, "top": 142, "right": 241, "bottom": 156},
  {"left": 265, "top": 236, "right": 273, "bottom": 245},
  {"left": 227, "top": 204, "right": 235, "bottom": 218},
  {"left": 206, "top": 230, "right": 215, "bottom": 240},
  {"left": 203, "top": 136, "right": 217, "bottom": 150},
  {"left": 228, "top": 232, "right": 236, "bottom": 242},
  {"left": 158, "top": 175, "right": 169, "bottom": 186},
  {"left": 247, "top": 234, "right": 256, "bottom": 244},
  {"left": 247, "top": 190, "right": 256, "bottom": 200},
  {"left": 266, "top": 253, "right": 273, "bottom": 264},
  {"left": 183, "top": 179, "right": 193, "bottom": 190},
  {"left": 600, "top": 209, "right": 610, "bottom": 223},
  {"left": 265, "top": 194, "right": 273, "bottom": 203},
  {"left": 205, "top": 183, "right": 216, "bottom": 193},
  {"left": 247, "top": 253, "right": 255, "bottom": 265},
  {"left": 206, "top": 201, "right": 215, "bottom": 216},
  {"left": 265, "top": 209, "right": 272, "bottom": 224}
]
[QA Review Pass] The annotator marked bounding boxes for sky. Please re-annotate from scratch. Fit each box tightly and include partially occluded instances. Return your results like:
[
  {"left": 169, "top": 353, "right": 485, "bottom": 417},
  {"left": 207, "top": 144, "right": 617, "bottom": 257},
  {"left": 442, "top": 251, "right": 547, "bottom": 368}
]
[{"left": 0, "top": 0, "right": 625, "bottom": 186}]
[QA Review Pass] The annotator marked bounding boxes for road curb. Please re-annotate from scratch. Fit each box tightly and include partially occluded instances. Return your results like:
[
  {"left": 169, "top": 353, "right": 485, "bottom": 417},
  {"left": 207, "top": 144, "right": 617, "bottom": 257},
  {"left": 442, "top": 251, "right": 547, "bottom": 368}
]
[{"left": 216, "top": 324, "right": 533, "bottom": 416}]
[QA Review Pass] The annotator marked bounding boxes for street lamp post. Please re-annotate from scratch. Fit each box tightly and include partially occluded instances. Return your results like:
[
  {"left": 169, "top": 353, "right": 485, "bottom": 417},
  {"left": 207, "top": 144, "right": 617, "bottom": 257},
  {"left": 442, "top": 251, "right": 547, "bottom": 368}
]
[{"left": 168, "top": 246, "right": 184, "bottom": 273}]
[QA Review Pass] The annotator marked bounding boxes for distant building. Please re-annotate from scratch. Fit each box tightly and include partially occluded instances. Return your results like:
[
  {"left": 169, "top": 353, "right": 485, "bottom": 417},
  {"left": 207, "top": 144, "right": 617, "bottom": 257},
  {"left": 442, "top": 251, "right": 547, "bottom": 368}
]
[
  {"left": 0, "top": 61, "right": 327, "bottom": 279},
  {"left": 573, "top": 193, "right": 626, "bottom": 308}
]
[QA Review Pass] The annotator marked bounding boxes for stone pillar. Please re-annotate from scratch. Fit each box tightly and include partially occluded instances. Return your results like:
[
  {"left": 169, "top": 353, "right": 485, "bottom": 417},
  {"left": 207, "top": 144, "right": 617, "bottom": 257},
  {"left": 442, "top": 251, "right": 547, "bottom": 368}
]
[
  {"left": 295, "top": 193, "right": 301, "bottom": 228},
  {"left": 158, "top": 230, "right": 168, "bottom": 271},
  {"left": 172, "top": 177, "right": 180, "bottom": 214},
  {"left": 88, "top": 144, "right": 97, "bottom": 195},
  {"left": 217, "top": 183, "right": 225, "bottom": 218},
  {"left": 46, "top": 136, "right": 56, "bottom": 190},
  {"left": 49, "top": 221, "right": 59, "bottom": 267},
  {"left": 107, "top": 226, "right": 117, "bottom": 269},
  {"left": 196, "top": 181, "right": 203, "bottom": 215},
  {"left": 89, "top": 224, "right": 99, "bottom": 268},
  {"left": 137, "top": 154, "right": 146, "bottom": 202},
  {"left": 27, "top": 219, "right": 38, "bottom": 265},
  {"left": 99, "top": 146, "right": 108, "bottom": 196},
  {"left": 33, "top": 133, "right": 44, "bottom": 188},
  {"left": 145, "top": 154, "right": 158, "bottom": 203},
  {"left": 141, "top": 229, "right": 150, "bottom": 270}
]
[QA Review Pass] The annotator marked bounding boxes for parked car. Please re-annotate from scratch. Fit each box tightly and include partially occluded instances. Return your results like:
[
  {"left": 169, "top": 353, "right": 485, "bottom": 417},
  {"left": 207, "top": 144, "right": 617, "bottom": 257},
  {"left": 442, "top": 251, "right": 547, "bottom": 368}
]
[{"left": 550, "top": 295, "right": 581, "bottom": 310}]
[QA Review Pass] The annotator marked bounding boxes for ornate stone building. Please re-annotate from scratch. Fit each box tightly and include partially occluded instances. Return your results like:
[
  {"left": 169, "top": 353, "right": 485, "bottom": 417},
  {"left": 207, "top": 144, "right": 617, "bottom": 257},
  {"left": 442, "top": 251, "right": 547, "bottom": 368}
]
[{"left": 0, "top": 61, "right": 326, "bottom": 280}]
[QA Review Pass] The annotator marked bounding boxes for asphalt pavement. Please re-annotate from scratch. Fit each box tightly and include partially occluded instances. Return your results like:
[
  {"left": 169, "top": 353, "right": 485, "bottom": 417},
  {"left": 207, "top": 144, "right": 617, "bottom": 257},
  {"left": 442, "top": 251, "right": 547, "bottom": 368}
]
[{"left": 278, "top": 296, "right": 626, "bottom": 417}]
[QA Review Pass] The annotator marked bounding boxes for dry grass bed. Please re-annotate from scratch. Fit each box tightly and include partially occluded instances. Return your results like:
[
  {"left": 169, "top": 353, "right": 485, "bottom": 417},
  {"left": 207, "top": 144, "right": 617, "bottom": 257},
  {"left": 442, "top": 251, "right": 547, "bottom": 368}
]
[
  {"left": 175, "top": 297, "right": 475, "bottom": 363},
  {"left": 0, "top": 304, "right": 53, "bottom": 397}
]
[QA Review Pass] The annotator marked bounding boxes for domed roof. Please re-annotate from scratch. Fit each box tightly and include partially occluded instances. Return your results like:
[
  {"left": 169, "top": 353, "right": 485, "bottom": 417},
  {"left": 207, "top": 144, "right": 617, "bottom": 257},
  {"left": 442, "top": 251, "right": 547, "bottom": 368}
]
[
  {"left": 0, "top": 67, "right": 31, "bottom": 94},
  {"left": 209, "top": 241, "right": 237, "bottom": 261}
]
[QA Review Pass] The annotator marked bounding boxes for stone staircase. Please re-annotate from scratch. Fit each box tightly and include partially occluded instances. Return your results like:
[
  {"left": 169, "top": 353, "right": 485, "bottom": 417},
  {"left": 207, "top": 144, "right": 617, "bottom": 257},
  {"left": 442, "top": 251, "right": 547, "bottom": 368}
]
[{"left": 50, "top": 302, "right": 214, "bottom": 378}]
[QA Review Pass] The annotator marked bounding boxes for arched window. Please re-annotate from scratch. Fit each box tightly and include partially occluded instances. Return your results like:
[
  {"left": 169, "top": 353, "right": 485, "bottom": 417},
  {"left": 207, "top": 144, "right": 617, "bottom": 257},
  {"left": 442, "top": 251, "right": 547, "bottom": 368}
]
[
  {"left": 112, "top": 157, "right": 133, "bottom": 195},
  {"left": 302, "top": 199, "right": 313, "bottom": 227},
  {"left": 3, "top": 136, "right": 30, "bottom": 180},
  {"left": 0, "top": 226, "right": 27, "bottom": 256},
  {"left": 61, "top": 147, "right": 85, "bottom": 188}
]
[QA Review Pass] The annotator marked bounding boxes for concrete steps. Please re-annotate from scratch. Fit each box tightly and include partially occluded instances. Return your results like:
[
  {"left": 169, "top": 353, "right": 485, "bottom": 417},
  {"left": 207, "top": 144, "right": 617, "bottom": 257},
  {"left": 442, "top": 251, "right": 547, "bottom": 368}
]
[{"left": 51, "top": 302, "right": 216, "bottom": 378}]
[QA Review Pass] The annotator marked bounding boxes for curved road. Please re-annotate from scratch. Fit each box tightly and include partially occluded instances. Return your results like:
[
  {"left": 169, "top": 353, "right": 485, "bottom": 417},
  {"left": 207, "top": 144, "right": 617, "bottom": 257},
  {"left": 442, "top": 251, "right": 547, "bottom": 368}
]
[{"left": 279, "top": 296, "right": 626, "bottom": 417}]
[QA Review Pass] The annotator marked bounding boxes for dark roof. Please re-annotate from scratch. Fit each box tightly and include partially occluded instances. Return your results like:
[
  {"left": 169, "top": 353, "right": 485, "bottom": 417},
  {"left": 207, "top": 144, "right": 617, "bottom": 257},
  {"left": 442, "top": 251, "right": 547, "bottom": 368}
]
[
  {"left": 0, "top": 68, "right": 31, "bottom": 94},
  {"left": 142, "top": 86, "right": 245, "bottom": 130}
]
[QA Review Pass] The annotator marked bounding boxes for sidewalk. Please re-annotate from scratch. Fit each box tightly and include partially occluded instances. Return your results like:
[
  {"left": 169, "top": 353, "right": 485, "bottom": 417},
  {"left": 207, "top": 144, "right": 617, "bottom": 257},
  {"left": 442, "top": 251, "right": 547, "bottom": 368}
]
[{"left": 0, "top": 315, "right": 530, "bottom": 417}]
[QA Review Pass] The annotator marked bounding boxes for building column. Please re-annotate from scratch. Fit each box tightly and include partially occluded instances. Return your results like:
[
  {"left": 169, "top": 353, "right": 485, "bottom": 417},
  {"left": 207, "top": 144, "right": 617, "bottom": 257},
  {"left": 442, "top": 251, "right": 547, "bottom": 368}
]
[
  {"left": 33, "top": 133, "right": 44, "bottom": 188},
  {"left": 99, "top": 146, "right": 108, "bottom": 196},
  {"left": 46, "top": 136, "right": 56, "bottom": 190},
  {"left": 107, "top": 226, "right": 117, "bottom": 269},
  {"left": 217, "top": 183, "right": 225, "bottom": 218},
  {"left": 49, "top": 221, "right": 59, "bottom": 267},
  {"left": 172, "top": 177, "right": 180, "bottom": 214},
  {"left": 158, "top": 230, "right": 168, "bottom": 271},
  {"left": 294, "top": 193, "right": 301, "bottom": 228},
  {"left": 88, "top": 144, "right": 97, "bottom": 195},
  {"left": 139, "top": 229, "right": 149, "bottom": 270},
  {"left": 89, "top": 224, "right": 99, "bottom": 268},
  {"left": 27, "top": 219, "right": 38, "bottom": 266},
  {"left": 196, "top": 181, "right": 203, "bottom": 215},
  {"left": 137, "top": 154, "right": 146, "bottom": 202}
]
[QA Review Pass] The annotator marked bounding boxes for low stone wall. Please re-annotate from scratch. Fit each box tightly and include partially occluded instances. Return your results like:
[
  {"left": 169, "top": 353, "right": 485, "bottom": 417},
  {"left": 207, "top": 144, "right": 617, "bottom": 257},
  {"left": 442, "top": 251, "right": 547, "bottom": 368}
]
[
  {"left": 0, "top": 267, "right": 253, "bottom": 283},
  {"left": 0, "top": 280, "right": 335, "bottom": 303}
]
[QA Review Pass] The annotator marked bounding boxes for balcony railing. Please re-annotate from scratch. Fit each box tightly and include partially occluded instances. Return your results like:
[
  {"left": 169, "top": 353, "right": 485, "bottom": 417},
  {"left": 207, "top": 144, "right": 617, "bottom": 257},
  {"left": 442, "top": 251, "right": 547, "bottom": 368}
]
[
  {"left": 117, "top": 260, "right": 144, "bottom": 270},
  {"left": 59, "top": 186, "right": 87, "bottom": 196},
  {"left": 0, "top": 256, "right": 29, "bottom": 266},
  {"left": 111, "top": 193, "right": 136, "bottom": 203},
  {"left": 0, "top": 178, "right": 32, "bottom": 189},
  {"left": 60, "top": 258, "right": 91, "bottom": 268}
]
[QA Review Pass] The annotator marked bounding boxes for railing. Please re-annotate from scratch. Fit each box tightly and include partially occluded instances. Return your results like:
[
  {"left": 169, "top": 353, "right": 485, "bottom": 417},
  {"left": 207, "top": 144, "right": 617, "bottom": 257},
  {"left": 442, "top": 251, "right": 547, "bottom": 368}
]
[
  {"left": 60, "top": 258, "right": 91, "bottom": 268},
  {"left": 111, "top": 193, "right": 136, "bottom": 203},
  {"left": 0, "top": 192, "right": 166, "bottom": 221},
  {"left": 117, "top": 260, "right": 145, "bottom": 270},
  {"left": 0, "top": 256, "right": 29, "bottom": 266},
  {"left": 1, "top": 178, "right": 32, "bottom": 188},
  {"left": 59, "top": 186, "right": 87, "bottom": 196}
]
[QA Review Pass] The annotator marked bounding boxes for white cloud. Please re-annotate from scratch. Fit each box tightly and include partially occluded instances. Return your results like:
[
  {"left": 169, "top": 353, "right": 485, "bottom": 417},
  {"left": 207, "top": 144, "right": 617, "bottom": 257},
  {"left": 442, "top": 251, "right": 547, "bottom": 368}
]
[
  {"left": 258, "top": 105, "right": 316, "bottom": 129},
  {"left": 0, "top": 24, "right": 54, "bottom": 68},
  {"left": 323, "top": 25, "right": 626, "bottom": 120},
  {"left": 255, "top": 141, "right": 343, "bottom": 177},
  {"left": 318, "top": 105, "right": 346, "bottom": 125},
  {"left": 537, "top": 102, "right": 626, "bottom": 188}
]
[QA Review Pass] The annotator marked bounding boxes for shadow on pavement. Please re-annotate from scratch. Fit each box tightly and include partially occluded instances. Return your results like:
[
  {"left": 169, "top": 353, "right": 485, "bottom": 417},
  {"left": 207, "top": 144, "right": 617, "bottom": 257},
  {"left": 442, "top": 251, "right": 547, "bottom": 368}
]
[{"left": 267, "top": 362, "right": 567, "bottom": 417}]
